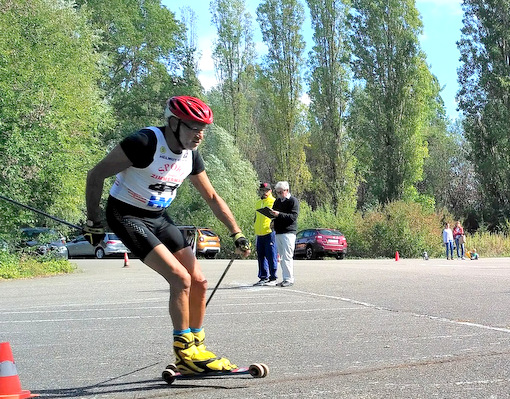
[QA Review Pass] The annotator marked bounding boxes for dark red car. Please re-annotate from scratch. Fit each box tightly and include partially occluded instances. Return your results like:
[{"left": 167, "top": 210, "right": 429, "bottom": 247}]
[{"left": 294, "top": 228, "right": 348, "bottom": 260}]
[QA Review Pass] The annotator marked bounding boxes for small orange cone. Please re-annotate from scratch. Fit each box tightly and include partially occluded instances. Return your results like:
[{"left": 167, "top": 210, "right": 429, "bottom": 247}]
[
  {"left": 0, "top": 342, "right": 37, "bottom": 399},
  {"left": 123, "top": 252, "right": 129, "bottom": 268},
  {"left": 395, "top": 251, "right": 400, "bottom": 261}
]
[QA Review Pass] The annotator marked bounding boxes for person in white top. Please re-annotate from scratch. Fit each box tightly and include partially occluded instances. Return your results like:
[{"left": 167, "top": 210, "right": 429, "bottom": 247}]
[
  {"left": 84, "top": 96, "right": 250, "bottom": 375},
  {"left": 442, "top": 222, "right": 454, "bottom": 260}
]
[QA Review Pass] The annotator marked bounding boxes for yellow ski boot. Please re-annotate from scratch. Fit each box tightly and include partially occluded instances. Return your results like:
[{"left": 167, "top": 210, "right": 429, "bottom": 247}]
[
  {"left": 192, "top": 328, "right": 237, "bottom": 372},
  {"left": 173, "top": 330, "right": 237, "bottom": 374}
]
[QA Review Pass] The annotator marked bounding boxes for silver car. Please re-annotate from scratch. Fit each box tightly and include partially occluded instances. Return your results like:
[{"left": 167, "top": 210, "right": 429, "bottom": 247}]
[
  {"left": 66, "top": 232, "right": 130, "bottom": 259},
  {"left": 20, "top": 227, "right": 68, "bottom": 259}
]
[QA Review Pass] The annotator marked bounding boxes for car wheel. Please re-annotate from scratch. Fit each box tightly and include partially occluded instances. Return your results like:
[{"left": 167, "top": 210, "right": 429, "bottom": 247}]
[
  {"left": 305, "top": 245, "right": 315, "bottom": 260},
  {"left": 95, "top": 247, "right": 105, "bottom": 259},
  {"left": 336, "top": 252, "right": 345, "bottom": 260}
]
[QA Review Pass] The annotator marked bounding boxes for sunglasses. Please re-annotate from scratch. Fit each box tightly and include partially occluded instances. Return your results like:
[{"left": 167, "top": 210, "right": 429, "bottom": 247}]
[{"left": 180, "top": 120, "right": 204, "bottom": 132}]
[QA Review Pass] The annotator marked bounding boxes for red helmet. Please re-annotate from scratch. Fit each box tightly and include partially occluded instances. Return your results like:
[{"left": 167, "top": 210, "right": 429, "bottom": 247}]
[{"left": 166, "top": 96, "right": 213, "bottom": 124}]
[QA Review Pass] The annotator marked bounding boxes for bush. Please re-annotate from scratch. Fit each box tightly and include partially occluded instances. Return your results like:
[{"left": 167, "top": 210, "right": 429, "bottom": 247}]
[
  {"left": 0, "top": 251, "right": 76, "bottom": 279},
  {"left": 463, "top": 231, "right": 510, "bottom": 258},
  {"left": 298, "top": 200, "right": 450, "bottom": 259}
]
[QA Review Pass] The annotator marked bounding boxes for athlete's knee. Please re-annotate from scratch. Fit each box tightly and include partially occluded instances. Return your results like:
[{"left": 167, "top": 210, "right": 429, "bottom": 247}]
[
  {"left": 192, "top": 277, "right": 208, "bottom": 295},
  {"left": 172, "top": 272, "right": 192, "bottom": 293}
]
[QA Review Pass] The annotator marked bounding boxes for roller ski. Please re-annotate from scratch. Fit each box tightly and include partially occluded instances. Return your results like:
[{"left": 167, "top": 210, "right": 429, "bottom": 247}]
[
  {"left": 163, "top": 329, "right": 269, "bottom": 384},
  {"left": 162, "top": 363, "right": 269, "bottom": 384}
]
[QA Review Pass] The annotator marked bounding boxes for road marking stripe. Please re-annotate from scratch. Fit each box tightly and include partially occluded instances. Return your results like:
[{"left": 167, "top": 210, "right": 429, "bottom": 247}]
[
  {"left": 284, "top": 288, "right": 510, "bottom": 334},
  {"left": 0, "top": 308, "right": 362, "bottom": 323}
]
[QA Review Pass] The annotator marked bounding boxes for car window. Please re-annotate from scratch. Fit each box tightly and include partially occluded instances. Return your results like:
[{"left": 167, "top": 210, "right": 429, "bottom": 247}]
[
  {"left": 304, "top": 230, "right": 314, "bottom": 238},
  {"left": 318, "top": 229, "right": 342, "bottom": 236},
  {"left": 296, "top": 231, "right": 304, "bottom": 239},
  {"left": 199, "top": 230, "right": 217, "bottom": 237},
  {"left": 107, "top": 233, "right": 120, "bottom": 240}
]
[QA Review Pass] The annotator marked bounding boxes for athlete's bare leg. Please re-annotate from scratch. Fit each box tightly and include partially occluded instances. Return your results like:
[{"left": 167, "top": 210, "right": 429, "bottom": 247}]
[
  {"left": 143, "top": 244, "right": 207, "bottom": 330},
  {"left": 143, "top": 244, "right": 192, "bottom": 330},
  {"left": 173, "top": 247, "right": 207, "bottom": 329}
]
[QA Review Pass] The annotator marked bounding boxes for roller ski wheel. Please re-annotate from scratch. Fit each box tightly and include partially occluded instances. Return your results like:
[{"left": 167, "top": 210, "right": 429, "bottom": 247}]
[
  {"left": 162, "top": 367, "right": 177, "bottom": 385},
  {"left": 248, "top": 363, "right": 269, "bottom": 378}
]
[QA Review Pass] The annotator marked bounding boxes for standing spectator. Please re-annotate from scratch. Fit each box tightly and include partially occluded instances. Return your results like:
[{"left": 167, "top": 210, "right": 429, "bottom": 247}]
[
  {"left": 270, "top": 181, "right": 299, "bottom": 287},
  {"left": 453, "top": 221, "right": 465, "bottom": 260},
  {"left": 253, "top": 182, "right": 278, "bottom": 286},
  {"left": 443, "top": 222, "right": 454, "bottom": 260}
]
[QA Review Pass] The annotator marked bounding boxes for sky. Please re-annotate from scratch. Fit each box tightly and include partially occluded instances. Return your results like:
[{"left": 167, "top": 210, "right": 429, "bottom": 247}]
[{"left": 162, "top": 0, "right": 464, "bottom": 120}]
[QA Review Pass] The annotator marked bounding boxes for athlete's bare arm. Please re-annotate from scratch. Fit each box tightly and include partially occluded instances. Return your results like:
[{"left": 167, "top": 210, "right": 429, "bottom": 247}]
[{"left": 86, "top": 145, "right": 133, "bottom": 222}]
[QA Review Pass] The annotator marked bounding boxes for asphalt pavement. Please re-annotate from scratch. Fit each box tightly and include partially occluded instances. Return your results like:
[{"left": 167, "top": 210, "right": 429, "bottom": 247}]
[{"left": 2, "top": 256, "right": 510, "bottom": 398}]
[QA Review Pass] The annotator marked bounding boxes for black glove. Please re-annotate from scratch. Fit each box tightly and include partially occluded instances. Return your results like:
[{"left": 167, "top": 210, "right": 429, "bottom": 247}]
[
  {"left": 231, "top": 232, "right": 250, "bottom": 252},
  {"left": 83, "top": 221, "right": 105, "bottom": 246}
]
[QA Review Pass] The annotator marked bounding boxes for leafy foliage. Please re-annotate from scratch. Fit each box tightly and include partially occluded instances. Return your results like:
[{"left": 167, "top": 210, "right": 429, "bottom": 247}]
[
  {"left": 457, "top": 0, "right": 510, "bottom": 229},
  {"left": 304, "top": 0, "right": 357, "bottom": 212},
  {"left": 75, "top": 0, "right": 187, "bottom": 141},
  {"left": 211, "top": 0, "right": 257, "bottom": 156},
  {"left": 0, "top": 0, "right": 112, "bottom": 234},
  {"left": 255, "top": 0, "right": 311, "bottom": 192},
  {"left": 0, "top": 251, "right": 76, "bottom": 280},
  {"left": 348, "top": 0, "right": 439, "bottom": 205}
]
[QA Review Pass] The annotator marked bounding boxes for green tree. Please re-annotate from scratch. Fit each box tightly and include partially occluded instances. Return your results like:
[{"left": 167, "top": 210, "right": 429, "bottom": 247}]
[
  {"left": 256, "top": 0, "right": 311, "bottom": 191},
  {"left": 210, "top": 0, "right": 257, "bottom": 156},
  {"left": 305, "top": 0, "right": 357, "bottom": 213},
  {"left": 0, "top": 0, "right": 111, "bottom": 233},
  {"left": 75, "top": 0, "right": 186, "bottom": 140},
  {"left": 457, "top": 0, "right": 510, "bottom": 229},
  {"left": 176, "top": 6, "right": 205, "bottom": 97},
  {"left": 348, "top": 0, "right": 437, "bottom": 205}
]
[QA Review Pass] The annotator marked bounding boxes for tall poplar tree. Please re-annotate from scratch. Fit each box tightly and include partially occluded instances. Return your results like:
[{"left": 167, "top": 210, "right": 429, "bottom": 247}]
[
  {"left": 178, "top": 6, "right": 204, "bottom": 97},
  {"left": 256, "top": 0, "right": 310, "bottom": 191},
  {"left": 210, "top": 0, "right": 256, "bottom": 155},
  {"left": 306, "top": 0, "right": 356, "bottom": 211},
  {"left": 348, "top": 0, "right": 436, "bottom": 205},
  {"left": 457, "top": 0, "right": 510, "bottom": 228}
]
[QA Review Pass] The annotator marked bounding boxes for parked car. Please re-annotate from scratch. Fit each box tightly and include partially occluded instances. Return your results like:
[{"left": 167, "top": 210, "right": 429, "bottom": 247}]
[
  {"left": 66, "top": 232, "right": 130, "bottom": 259},
  {"left": 177, "top": 226, "right": 221, "bottom": 259},
  {"left": 196, "top": 228, "right": 221, "bottom": 259},
  {"left": 294, "top": 228, "right": 348, "bottom": 260},
  {"left": 19, "top": 227, "right": 68, "bottom": 259}
]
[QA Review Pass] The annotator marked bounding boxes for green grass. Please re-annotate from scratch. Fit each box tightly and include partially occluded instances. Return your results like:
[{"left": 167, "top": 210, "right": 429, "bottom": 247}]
[
  {"left": 462, "top": 232, "right": 510, "bottom": 258},
  {"left": 0, "top": 251, "right": 76, "bottom": 279}
]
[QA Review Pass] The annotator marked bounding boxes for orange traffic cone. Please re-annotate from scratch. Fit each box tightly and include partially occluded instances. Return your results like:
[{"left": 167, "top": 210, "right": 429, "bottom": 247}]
[
  {"left": 0, "top": 342, "right": 37, "bottom": 399},
  {"left": 395, "top": 251, "right": 400, "bottom": 261},
  {"left": 123, "top": 252, "right": 129, "bottom": 268}
]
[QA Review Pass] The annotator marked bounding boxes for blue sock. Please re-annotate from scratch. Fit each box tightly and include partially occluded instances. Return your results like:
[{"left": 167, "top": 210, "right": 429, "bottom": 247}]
[
  {"left": 173, "top": 328, "right": 191, "bottom": 335},
  {"left": 190, "top": 327, "right": 203, "bottom": 334}
]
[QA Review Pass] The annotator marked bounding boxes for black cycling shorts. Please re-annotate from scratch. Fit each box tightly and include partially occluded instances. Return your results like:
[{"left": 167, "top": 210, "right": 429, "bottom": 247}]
[{"left": 106, "top": 196, "right": 189, "bottom": 261}]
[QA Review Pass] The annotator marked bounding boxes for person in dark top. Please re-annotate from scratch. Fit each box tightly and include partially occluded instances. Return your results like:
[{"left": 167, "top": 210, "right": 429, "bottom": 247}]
[
  {"left": 84, "top": 96, "right": 250, "bottom": 374},
  {"left": 269, "top": 181, "right": 299, "bottom": 287}
]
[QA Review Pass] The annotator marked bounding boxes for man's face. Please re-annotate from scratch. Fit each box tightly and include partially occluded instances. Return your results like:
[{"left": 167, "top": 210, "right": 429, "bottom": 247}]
[
  {"left": 275, "top": 188, "right": 288, "bottom": 198},
  {"left": 179, "top": 120, "right": 207, "bottom": 150},
  {"left": 259, "top": 188, "right": 271, "bottom": 199}
]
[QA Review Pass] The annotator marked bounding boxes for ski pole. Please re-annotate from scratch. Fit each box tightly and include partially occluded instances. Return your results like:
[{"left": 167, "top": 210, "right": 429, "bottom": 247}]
[
  {"left": 0, "top": 193, "right": 81, "bottom": 230},
  {"left": 206, "top": 253, "right": 236, "bottom": 307}
]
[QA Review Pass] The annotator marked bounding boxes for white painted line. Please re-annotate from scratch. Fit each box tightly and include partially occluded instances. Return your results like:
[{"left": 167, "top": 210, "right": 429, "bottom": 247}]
[{"left": 283, "top": 288, "right": 510, "bottom": 335}]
